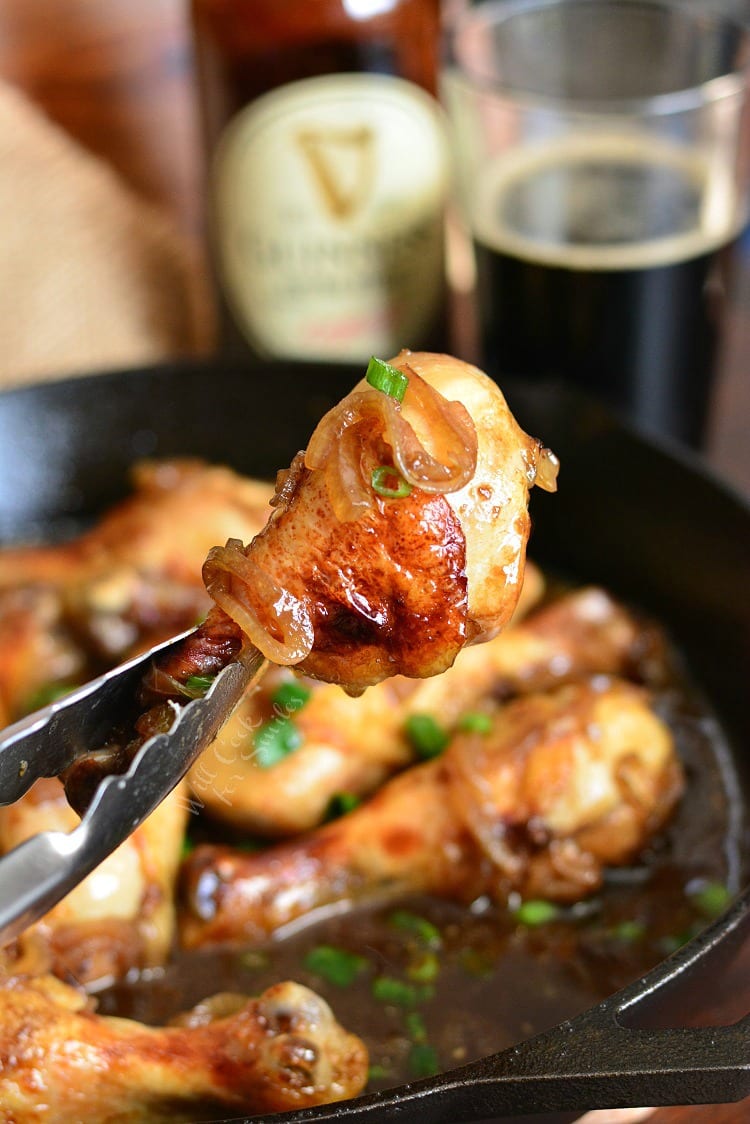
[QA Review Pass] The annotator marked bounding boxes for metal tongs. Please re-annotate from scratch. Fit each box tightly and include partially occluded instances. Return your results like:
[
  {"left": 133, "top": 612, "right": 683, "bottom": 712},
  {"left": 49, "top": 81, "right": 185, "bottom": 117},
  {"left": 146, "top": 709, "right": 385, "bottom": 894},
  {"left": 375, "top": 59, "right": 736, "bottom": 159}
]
[{"left": 0, "top": 630, "right": 265, "bottom": 946}]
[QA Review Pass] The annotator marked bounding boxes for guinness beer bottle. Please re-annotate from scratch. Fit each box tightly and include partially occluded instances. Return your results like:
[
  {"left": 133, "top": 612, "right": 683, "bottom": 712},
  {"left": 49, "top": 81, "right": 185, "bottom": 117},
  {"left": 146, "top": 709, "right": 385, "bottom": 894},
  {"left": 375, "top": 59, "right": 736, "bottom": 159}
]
[{"left": 190, "top": 0, "right": 449, "bottom": 363}]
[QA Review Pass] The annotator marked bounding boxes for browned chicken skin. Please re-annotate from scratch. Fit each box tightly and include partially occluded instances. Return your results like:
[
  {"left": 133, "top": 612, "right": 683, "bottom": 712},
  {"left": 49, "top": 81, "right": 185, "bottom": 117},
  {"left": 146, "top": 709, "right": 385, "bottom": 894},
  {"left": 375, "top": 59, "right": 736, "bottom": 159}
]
[
  {"left": 62, "top": 351, "right": 556, "bottom": 810},
  {"left": 204, "top": 351, "right": 557, "bottom": 691},
  {"left": 189, "top": 585, "right": 663, "bottom": 837},
  {"left": 180, "top": 679, "right": 683, "bottom": 949},
  {"left": 0, "top": 462, "right": 273, "bottom": 724},
  {"left": 0, "top": 973, "right": 368, "bottom": 1123},
  {"left": 0, "top": 780, "right": 187, "bottom": 987},
  {"left": 0, "top": 460, "right": 273, "bottom": 595}
]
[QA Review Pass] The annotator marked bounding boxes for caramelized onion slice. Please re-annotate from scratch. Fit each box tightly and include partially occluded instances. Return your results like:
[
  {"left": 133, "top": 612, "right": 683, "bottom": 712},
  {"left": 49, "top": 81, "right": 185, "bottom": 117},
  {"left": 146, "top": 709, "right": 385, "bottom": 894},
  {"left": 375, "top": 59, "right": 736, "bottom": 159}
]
[
  {"left": 390, "top": 367, "right": 478, "bottom": 492},
  {"left": 203, "top": 539, "right": 313, "bottom": 665},
  {"left": 536, "top": 447, "right": 560, "bottom": 493},
  {"left": 305, "top": 371, "right": 478, "bottom": 522},
  {"left": 522, "top": 444, "right": 560, "bottom": 494}
]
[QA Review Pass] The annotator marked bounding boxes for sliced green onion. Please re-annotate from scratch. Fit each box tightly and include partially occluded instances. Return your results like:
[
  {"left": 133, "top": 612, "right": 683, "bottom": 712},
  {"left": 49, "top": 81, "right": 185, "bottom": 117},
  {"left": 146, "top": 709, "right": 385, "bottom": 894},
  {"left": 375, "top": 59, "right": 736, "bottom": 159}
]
[
  {"left": 367, "top": 1063, "right": 392, "bottom": 1082},
  {"left": 271, "top": 680, "right": 311, "bottom": 714},
  {"left": 253, "top": 715, "right": 302, "bottom": 768},
  {"left": 304, "top": 945, "right": 369, "bottom": 987},
  {"left": 327, "top": 791, "right": 361, "bottom": 819},
  {"left": 689, "top": 881, "right": 732, "bottom": 918},
  {"left": 371, "top": 465, "right": 412, "bottom": 499},
  {"left": 405, "top": 1010, "right": 428, "bottom": 1043},
  {"left": 512, "top": 899, "right": 560, "bottom": 927},
  {"left": 660, "top": 928, "right": 696, "bottom": 955},
  {"left": 408, "top": 1043, "right": 439, "bottom": 1078},
  {"left": 372, "top": 976, "right": 434, "bottom": 1007},
  {"left": 405, "top": 714, "right": 449, "bottom": 759},
  {"left": 458, "top": 711, "right": 493, "bottom": 735},
  {"left": 180, "top": 836, "right": 195, "bottom": 861},
  {"left": 407, "top": 950, "right": 441, "bottom": 983},
  {"left": 610, "top": 920, "right": 646, "bottom": 943},
  {"left": 365, "top": 356, "right": 409, "bottom": 402},
  {"left": 388, "top": 910, "right": 442, "bottom": 949},
  {"left": 184, "top": 674, "right": 216, "bottom": 697}
]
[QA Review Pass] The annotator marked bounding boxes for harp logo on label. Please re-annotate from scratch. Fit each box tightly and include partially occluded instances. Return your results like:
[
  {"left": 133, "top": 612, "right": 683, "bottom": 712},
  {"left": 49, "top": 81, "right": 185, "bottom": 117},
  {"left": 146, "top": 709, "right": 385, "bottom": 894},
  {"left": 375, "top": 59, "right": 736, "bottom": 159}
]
[
  {"left": 296, "top": 125, "right": 376, "bottom": 221},
  {"left": 213, "top": 72, "right": 450, "bottom": 360}
]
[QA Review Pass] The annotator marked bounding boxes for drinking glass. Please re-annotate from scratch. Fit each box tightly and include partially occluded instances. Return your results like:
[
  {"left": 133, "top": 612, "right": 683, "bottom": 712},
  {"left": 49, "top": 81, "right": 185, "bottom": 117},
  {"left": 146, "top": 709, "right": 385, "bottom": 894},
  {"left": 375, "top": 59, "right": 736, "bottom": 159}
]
[{"left": 443, "top": 0, "right": 750, "bottom": 446}]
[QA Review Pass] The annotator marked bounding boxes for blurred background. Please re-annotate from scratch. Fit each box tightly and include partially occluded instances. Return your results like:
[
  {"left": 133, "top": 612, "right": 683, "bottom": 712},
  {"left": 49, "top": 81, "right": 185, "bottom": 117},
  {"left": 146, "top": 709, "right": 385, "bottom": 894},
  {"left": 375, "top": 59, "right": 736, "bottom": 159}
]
[{"left": 0, "top": 0, "right": 746, "bottom": 493}]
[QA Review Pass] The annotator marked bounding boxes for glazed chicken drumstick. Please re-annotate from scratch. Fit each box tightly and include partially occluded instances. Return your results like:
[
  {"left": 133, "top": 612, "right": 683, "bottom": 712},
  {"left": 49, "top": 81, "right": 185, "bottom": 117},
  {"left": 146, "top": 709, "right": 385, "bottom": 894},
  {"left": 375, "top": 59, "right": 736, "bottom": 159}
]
[
  {"left": 180, "top": 678, "right": 684, "bottom": 949},
  {"left": 62, "top": 351, "right": 557, "bottom": 813},
  {"left": 0, "top": 972, "right": 367, "bottom": 1123},
  {"left": 188, "top": 585, "right": 665, "bottom": 837}
]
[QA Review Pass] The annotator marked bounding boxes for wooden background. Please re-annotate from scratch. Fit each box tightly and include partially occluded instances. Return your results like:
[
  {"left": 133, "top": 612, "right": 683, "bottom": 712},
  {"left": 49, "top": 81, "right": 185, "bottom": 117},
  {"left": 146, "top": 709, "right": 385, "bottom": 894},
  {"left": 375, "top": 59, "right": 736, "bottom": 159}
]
[{"left": 0, "top": 2, "right": 746, "bottom": 1121}]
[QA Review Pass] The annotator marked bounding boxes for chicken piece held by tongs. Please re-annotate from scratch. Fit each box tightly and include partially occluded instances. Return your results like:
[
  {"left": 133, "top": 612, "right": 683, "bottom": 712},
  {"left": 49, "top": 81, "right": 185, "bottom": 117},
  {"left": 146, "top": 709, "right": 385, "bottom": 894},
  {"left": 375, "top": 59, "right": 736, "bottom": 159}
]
[{"left": 61, "top": 351, "right": 557, "bottom": 814}]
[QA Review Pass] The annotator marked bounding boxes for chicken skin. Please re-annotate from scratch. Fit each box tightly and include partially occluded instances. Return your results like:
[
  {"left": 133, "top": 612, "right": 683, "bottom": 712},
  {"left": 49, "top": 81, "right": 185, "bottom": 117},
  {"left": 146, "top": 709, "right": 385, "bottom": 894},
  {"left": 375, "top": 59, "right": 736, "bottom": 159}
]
[
  {"left": 0, "top": 460, "right": 273, "bottom": 595},
  {"left": 205, "top": 350, "right": 558, "bottom": 691},
  {"left": 0, "top": 461, "right": 273, "bottom": 724},
  {"left": 62, "top": 351, "right": 557, "bottom": 811},
  {"left": 0, "top": 462, "right": 272, "bottom": 984},
  {"left": 189, "top": 586, "right": 662, "bottom": 837},
  {"left": 0, "top": 972, "right": 367, "bottom": 1123},
  {"left": 180, "top": 679, "right": 683, "bottom": 949},
  {"left": 0, "top": 780, "right": 187, "bottom": 986}
]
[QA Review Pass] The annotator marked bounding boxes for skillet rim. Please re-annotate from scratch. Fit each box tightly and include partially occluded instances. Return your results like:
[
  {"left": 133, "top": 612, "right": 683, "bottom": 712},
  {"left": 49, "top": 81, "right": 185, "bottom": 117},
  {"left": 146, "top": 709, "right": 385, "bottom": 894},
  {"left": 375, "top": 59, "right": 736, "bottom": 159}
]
[{"left": 0, "top": 357, "right": 747, "bottom": 1122}]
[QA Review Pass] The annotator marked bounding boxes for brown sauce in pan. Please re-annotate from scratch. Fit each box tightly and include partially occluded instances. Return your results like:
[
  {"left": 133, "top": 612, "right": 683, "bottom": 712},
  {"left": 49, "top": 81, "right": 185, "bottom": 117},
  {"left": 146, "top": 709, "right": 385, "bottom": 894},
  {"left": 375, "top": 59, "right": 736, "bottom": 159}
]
[{"left": 98, "top": 659, "right": 748, "bottom": 1098}]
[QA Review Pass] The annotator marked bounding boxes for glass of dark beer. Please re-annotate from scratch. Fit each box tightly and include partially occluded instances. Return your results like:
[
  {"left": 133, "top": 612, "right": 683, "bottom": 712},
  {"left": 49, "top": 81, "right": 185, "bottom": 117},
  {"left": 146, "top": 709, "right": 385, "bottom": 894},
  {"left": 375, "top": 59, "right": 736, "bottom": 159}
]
[{"left": 443, "top": 0, "right": 750, "bottom": 446}]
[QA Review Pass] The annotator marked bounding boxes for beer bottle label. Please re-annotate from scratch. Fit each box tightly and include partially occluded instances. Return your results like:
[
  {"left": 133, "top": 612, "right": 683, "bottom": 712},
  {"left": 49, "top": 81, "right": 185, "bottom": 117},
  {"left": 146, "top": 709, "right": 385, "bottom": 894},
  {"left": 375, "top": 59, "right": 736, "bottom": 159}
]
[{"left": 212, "top": 73, "right": 449, "bottom": 362}]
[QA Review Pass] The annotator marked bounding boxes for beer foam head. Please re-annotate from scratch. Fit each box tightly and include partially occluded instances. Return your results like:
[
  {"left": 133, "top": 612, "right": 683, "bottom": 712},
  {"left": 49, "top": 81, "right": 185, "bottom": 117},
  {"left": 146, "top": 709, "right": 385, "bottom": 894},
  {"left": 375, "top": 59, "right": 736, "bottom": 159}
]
[{"left": 473, "top": 132, "right": 744, "bottom": 271}]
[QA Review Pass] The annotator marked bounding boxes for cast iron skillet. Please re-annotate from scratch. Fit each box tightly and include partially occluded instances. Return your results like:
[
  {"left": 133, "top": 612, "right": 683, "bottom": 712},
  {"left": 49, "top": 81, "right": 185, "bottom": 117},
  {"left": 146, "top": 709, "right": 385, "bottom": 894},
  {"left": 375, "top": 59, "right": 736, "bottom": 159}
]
[{"left": 0, "top": 358, "right": 747, "bottom": 1123}]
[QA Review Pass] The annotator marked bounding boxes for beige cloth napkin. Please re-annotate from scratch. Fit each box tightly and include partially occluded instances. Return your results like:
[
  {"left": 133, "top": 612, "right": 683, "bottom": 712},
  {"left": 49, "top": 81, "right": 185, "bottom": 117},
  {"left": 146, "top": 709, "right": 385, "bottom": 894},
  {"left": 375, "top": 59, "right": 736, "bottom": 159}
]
[{"left": 0, "top": 81, "right": 214, "bottom": 389}]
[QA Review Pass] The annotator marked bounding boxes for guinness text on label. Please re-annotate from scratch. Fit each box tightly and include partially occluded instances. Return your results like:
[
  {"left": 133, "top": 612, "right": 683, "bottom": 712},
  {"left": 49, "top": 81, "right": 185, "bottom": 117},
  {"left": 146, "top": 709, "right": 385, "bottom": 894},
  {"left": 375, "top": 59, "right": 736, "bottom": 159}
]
[{"left": 214, "top": 73, "right": 450, "bottom": 362}]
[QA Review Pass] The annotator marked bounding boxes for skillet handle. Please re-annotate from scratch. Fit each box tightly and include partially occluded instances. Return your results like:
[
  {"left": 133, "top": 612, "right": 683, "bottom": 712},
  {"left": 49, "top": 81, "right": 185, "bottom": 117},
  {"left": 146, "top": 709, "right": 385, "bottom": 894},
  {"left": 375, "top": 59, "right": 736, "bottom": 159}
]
[
  {"left": 233, "top": 1013, "right": 750, "bottom": 1124},
  {"left": 443, "top": 1008, "right": 750, "bottom": 1118},
  {"left": 224, "top": 1011, "right": 750, "bottom": 1124}
]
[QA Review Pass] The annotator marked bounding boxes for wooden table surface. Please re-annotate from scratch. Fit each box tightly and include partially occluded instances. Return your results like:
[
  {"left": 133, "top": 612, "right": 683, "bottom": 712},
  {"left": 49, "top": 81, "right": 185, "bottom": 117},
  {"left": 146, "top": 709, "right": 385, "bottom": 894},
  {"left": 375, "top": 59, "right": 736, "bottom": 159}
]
[{"left": 0, "top": 2, "right": 746, "bottom": 1121}]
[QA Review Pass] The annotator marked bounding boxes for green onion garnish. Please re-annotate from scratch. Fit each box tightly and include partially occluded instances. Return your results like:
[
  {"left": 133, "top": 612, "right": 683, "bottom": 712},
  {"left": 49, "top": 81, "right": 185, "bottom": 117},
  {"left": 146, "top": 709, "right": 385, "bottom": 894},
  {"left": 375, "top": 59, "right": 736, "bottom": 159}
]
[
  {"left": 660, "top": 928, "right": 696, "bottom": 955},
  {"left": 372, "top": 976, "right": 434, "bottom": 1007},
  {"left": 512, "top": 899, "right": 560, "bottom": 927},
  {"left": 367, "top": 1063, "right": 392, "bottom": 1082},
  {"left": 408, "top": 1043, "right": 439, "bottom": 1078},
  {"left": 327, "top": 791, "right": 361, "bottom": 819},
  {"left": 271, "top": 680, "right": 311, "bottom": 714},
  {"left": 458, "top": 711, "right": 493, "bottom": 735},
  {"left": 371, "top": 465, "right": 412, "bottom": 499},
  {"left": 184, "top": 674, "right": 216, "bottom": 697},
  {"left": 253, "top": 715, "right": 302, "bottom": 768},
  {"left": 405, "top": 714, "right": 449, "bottom": 759},
  {"left": 689, "top": 881, "right": 732, "bottom": 918},
  {"left": 610, "top": 920, "right": 646, "bottom": 943},
  {"left": 407, "top": 950, "right": 441, "bottom": 983},
  {"left": 388, "top": 910, "right": 442, "bottom": 949},
  {"left": 405, "top": 1010, "right": 428, "bottom": 1043},
  {"left": 365, "top": 356, "right": 409, "bottom": 402},
  {"left": 304, "top": 945, "right": 369, "bottom": 987}
]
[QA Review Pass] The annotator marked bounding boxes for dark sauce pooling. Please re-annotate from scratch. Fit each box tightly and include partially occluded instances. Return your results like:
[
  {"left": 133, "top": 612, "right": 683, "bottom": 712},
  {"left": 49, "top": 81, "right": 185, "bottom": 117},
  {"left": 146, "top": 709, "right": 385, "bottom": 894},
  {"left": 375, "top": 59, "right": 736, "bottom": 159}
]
[{"left": 98, "top": 628, "right": 747, "bottom": 1097}]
